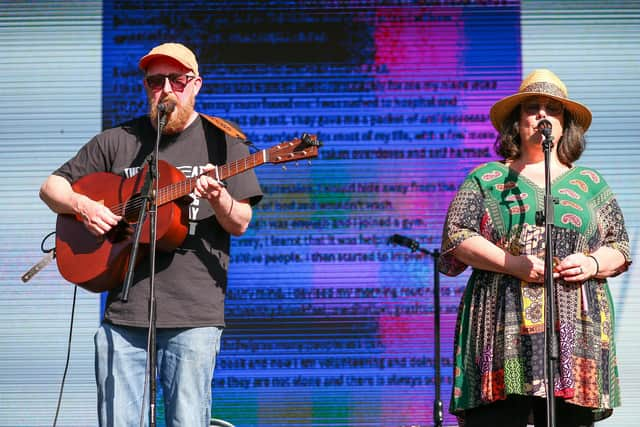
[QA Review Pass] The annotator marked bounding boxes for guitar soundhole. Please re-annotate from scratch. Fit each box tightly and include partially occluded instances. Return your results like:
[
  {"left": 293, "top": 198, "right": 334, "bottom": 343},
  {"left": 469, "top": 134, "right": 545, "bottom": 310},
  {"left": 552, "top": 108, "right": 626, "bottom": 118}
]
[
  {"left": 123, "top": 195, "right": 144, "bottom": 223},
  {"left": 106, "top": 220, "right": 134, "bottom": 243}
]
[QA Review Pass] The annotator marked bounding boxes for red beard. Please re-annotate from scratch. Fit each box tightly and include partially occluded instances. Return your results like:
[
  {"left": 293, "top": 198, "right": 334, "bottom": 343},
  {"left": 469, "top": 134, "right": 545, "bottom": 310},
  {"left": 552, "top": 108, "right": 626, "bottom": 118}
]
[{"left": 148, "top": 93, "right": 196, "bottom": 134}]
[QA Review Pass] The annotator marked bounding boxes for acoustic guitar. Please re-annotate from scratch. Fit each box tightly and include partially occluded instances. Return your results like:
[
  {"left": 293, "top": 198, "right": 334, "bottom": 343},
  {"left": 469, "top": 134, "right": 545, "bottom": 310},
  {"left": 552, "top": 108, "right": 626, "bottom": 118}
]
[{"left": 55, "top": 134, "right": 320, "bottom": 292}]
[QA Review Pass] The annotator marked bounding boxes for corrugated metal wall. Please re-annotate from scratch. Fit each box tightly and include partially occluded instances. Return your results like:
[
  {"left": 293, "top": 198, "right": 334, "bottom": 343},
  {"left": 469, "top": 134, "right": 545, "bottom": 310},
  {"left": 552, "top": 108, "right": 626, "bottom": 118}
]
[{"left": 0, "top": 2, "right": 102, "bottom": 425}]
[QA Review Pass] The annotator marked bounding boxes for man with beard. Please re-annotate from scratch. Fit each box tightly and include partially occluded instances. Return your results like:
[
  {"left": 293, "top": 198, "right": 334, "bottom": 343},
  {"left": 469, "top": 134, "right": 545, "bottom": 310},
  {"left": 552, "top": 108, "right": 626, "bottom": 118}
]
[{"left": 39, "top": 43, "right": 263, "bottom": 426}]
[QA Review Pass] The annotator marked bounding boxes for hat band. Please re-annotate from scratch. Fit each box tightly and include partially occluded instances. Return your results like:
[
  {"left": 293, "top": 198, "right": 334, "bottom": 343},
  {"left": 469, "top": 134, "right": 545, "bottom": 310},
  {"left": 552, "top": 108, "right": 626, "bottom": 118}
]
[{"left": 521, "top": 81, "right": 566, "bottom": 98}]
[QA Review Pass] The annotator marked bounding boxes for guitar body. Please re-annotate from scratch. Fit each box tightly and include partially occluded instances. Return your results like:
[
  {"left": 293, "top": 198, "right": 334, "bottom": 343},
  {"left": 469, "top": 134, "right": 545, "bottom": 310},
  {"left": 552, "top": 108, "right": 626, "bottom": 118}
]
[{"left": 55, "top": 161, "right": 189, "bottom": 292}]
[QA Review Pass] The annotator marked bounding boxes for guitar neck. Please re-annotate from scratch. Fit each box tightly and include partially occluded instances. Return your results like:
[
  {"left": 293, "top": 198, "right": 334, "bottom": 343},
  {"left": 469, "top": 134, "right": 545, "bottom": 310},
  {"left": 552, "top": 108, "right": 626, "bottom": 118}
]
[{"left": 157, "top": 150, "right": 266, "bottom": 204}]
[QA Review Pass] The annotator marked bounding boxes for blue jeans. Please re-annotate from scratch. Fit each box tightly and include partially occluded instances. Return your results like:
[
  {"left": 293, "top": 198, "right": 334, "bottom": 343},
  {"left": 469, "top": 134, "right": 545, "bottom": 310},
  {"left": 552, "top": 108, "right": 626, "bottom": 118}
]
[{"left": 95, "top": 322, "right": 223, "bottom": 427}]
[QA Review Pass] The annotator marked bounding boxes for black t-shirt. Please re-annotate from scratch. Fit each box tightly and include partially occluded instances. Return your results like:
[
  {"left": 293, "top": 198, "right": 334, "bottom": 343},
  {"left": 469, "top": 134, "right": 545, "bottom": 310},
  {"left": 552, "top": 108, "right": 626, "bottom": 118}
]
[{"left": 54, "top": 115, "right": 263, "bottom": 327}]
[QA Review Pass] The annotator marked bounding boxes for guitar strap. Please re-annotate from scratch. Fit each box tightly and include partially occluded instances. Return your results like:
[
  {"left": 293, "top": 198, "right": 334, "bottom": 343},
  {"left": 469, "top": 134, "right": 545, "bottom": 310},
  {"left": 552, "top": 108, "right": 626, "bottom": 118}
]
[{"left": 200, "top": 113, "right": 247, "bottom": 141}]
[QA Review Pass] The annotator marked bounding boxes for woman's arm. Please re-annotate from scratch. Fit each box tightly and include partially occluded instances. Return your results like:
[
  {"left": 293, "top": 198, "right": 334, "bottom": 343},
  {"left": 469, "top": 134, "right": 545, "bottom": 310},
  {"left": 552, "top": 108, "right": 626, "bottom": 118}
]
[{"left": 452, "top": 235, "right": 546, "bottom": 283}]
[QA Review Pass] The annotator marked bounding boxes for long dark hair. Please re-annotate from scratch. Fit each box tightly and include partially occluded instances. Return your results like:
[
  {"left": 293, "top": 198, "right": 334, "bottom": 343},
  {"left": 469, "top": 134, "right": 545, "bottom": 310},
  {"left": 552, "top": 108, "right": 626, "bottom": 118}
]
[{"left": 494, "top": 107, "right": 587, "bottom": 165}]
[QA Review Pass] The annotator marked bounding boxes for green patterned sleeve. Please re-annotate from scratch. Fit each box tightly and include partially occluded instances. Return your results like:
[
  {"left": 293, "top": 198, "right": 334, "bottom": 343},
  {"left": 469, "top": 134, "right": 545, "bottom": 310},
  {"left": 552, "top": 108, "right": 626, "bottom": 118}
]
[
  {"left": 598, "top": 193, "right": 632, "bottom": 275},
  {"left": 439, "top": 174, "right": 486, "bottom": 276}
]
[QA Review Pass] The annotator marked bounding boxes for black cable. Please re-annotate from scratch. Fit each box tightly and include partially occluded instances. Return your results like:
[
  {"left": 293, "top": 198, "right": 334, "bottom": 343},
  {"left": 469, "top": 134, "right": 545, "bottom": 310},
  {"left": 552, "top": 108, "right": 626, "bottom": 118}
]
[
  {"left": 52, "top": 285, "right": 78, "bottom": 427},
  {"left": 40, "top": 231, "right": 56, "bottom": 253}
]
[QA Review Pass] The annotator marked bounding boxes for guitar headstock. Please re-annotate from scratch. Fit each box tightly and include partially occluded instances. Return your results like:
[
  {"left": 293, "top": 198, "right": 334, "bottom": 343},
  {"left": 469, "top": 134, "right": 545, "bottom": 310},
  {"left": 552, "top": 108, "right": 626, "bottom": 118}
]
[{"left": 266, "top": 134, "right": 322, "bottom": 164}]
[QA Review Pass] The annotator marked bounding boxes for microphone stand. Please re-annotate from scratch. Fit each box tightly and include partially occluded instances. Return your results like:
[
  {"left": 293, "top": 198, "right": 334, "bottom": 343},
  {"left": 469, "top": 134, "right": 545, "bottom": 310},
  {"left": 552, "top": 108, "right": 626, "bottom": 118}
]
[
  {"left": 539, "top": 121, "right": 558, "bottom": 427},
  {"left": 120, "top": 105, "right": 168, "bottom": 427},
  {"left": 388, "top": 234, "right": 443, "bottom": 427}
]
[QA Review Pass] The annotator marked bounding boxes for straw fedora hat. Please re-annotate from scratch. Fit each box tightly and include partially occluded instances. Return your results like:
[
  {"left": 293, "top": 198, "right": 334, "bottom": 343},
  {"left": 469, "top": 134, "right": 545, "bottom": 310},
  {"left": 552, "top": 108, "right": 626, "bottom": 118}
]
[{"left": 489, "top": 69, "right": 592, "bottom": 132}]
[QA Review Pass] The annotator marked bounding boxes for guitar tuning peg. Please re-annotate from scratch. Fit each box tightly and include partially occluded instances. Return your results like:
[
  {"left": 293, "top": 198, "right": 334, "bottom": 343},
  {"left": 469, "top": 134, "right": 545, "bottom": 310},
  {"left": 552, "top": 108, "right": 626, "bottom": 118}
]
[
  {"left": 307, "top": 160, "right": 312, "bottom": 165},
  {"left": 281, "top": 165, "right": 287, "bottom": 171},
  {"left": 295, "top": 161, "right": 299, "bottom": 167}
]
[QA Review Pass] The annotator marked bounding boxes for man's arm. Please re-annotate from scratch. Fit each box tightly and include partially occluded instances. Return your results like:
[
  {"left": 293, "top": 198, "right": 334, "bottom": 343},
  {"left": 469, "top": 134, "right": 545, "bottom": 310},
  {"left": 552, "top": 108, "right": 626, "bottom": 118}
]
[
  {"left": 192, "top": 165, "right": 253, "bottom": 236},
  {"left": 208, "top": 189, "right": 252, "bottom": 237},
  {"left": 40, "top": 174, "right": 121, "bottom": 235}
]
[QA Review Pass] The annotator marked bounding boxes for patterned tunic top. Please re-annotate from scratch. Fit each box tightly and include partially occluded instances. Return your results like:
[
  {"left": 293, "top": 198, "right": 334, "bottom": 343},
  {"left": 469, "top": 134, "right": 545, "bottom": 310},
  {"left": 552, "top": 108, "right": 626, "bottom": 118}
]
[{"left": 439, "top": 161, "right": 631, "bottom": 422}]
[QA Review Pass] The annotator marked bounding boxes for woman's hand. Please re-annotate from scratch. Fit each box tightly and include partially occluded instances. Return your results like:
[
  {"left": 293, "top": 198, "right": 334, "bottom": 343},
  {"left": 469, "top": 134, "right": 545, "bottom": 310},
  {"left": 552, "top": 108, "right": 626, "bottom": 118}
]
[
  {"left": 510, "top": 254, "right": 547, "bottom": 283},
  {"left": 553, "top": 253, "right": 598, "bottom": 282}
]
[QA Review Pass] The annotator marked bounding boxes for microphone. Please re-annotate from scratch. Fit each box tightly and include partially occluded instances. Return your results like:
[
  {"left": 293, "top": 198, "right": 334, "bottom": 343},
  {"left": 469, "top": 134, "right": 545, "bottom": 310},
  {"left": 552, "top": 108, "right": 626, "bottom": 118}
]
[
  {"left": 157, "top": 101, "right": 176, "bottom": 114},
  {"left": 537, "top": 118, "right": 552, "bottom": 138},
  {"left": 387, "top": 234, "right": 419, "bottom": 252}
]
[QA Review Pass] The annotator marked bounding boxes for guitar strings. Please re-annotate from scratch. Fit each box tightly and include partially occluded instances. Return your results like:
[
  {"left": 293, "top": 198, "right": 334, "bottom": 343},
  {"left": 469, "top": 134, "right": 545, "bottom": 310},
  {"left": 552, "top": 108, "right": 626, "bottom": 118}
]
[{"left": 104, "top": 155, "right": 261, "bottom": 217}]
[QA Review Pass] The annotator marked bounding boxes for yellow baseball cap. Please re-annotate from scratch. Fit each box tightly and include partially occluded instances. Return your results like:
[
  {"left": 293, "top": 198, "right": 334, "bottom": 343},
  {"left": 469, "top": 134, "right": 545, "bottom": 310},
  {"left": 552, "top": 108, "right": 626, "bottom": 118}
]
[{"left": 138, "top": 42, "right": 199, "bottom": 75}]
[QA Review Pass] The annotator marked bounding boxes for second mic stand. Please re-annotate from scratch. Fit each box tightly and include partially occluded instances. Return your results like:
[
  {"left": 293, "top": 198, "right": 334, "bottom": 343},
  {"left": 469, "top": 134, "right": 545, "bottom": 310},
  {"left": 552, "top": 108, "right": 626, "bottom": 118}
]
[
  {"left": 388, "top": 235, "right": 443, "bottom": 427},
  {"left": 121, "top": 108, "right": 167, "bottom": 427}
]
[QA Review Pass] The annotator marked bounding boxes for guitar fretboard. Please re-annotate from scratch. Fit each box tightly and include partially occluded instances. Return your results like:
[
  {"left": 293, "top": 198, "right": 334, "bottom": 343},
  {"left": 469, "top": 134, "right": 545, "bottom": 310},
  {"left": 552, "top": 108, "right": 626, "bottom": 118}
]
[{"left": 158, "top": 149, "right": 266, "bottom": 205}]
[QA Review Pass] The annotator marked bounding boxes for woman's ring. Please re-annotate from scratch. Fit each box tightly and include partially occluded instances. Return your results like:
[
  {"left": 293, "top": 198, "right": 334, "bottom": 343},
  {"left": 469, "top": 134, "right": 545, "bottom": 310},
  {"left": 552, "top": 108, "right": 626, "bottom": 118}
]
[{"left": 579, "top": 266, "right": 583, "bottom": 274}]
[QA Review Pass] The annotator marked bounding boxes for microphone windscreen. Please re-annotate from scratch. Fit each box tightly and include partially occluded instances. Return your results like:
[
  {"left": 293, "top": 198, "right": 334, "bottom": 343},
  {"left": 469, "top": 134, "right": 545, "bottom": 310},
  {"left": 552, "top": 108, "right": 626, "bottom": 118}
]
[
  {"left": 537, "top": 119, "right": 552, "bottom": 137},
  {"left": 388, "top": 234, "right": 419, "bottom": 251},
  {"left": 158, "top": 101, "right": 176, "bottom": 113}
]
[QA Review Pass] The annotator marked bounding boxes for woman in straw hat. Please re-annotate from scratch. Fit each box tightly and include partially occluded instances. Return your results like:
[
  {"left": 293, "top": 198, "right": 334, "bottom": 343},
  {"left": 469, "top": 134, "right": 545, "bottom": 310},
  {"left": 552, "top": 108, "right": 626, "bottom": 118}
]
[{"left": 439, "top": 69, "right": 631, "bottom": 426}]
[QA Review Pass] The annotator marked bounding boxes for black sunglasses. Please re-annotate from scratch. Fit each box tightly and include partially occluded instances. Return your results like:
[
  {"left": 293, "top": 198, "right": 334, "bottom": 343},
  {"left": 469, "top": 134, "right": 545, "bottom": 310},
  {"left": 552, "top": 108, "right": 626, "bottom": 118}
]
[
  {"left": 145, "top": 73, "right": 196, "bottom": 92},
  {"left": 522, "top": 100, "right": 564, "bottom": 116}
]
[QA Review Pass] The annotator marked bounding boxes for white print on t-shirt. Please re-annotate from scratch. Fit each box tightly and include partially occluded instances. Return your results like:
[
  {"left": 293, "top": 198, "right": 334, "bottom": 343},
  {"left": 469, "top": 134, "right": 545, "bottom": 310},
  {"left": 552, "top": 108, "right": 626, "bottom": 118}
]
[
  {"left": 123, "top": 164, "right": 207, "bottom": 236},
  {"left": 177, "top": 165, "right": 209, "bottom": 235},
  {"left": 123, "top": 166, "right": 141, "bottom": 179}
]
